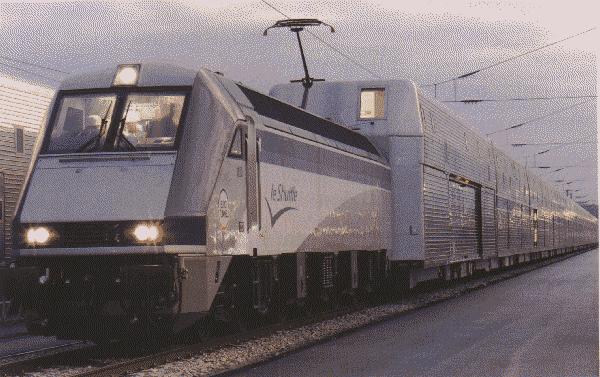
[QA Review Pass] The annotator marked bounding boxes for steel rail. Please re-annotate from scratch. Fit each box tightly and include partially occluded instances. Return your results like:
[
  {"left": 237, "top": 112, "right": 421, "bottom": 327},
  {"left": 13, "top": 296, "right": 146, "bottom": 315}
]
[
  {"left": 0, "top": 341, "right": 87, "bottom": 362},
  {"left": 0, "top": 341, "right": 92, "bottom": 376}
]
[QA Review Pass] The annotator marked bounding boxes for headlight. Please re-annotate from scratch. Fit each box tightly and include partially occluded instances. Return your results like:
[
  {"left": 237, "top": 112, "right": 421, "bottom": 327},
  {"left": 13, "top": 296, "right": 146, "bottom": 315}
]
[
  {"left": 133, "top": 224, "right": 160, "bottom": 242},
  {"left": 113, "top": 64, "right": 140, "bottom": 86},
  {"left": 26, "top": 226, "right": 51, "bottom": 245}
]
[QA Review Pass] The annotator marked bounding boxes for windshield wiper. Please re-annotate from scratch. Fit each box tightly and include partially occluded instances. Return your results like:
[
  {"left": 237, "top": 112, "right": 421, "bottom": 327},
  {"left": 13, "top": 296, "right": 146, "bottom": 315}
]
[
  {"left": 76, "top": 101, "right": 113, "bottom": 153},
  {"left": 115, "top": 100, "right": 137, "bottom": 151}
]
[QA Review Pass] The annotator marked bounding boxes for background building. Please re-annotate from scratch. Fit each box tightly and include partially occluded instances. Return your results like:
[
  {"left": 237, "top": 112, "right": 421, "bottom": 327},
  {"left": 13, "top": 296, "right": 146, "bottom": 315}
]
[
  {"left": 580, "top": 203, "right": 599, "bottom": 218},
  {"left": 0, "top": 74, "right": 53, "bottom": 264}
]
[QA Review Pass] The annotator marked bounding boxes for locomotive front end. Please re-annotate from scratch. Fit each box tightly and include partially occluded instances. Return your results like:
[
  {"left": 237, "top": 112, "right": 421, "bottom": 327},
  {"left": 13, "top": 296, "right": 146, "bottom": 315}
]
[{"left": 11, "top": 63, "right": 218, "bottom": 341}]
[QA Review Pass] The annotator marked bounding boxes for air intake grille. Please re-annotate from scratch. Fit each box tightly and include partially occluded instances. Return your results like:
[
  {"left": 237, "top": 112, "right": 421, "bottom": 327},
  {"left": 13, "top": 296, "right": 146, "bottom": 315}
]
[{"left": 321, "top": 254, "right": 334, "bottom": 289}]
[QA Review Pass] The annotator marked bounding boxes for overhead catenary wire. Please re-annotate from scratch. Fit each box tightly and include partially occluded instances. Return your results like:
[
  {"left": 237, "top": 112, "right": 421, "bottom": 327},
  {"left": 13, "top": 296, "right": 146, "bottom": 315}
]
[
  {"left": 258, "top": 1, "right": 594, "bottom": 195},
  {"left": 259, "top": 0, "right": 382, "bottom": 79},
  {"left": 513, "top": 141, "right": 596, "bottom": 165},
  {"left": 516, "top": 141, "right": 596, "bottom": 173},
  {"left": 259, "top": 0, "right": 593, "bottom": 107},
  {"left": 511, "top": 141, "right": 596, "bottom": 147},
  {"left": 443, "top": 94, "right": 597, "bottom": 103},
  {"left": 485, "top": 99, "right": 595, "bottom": 136},
  {"left": 0, "top": 55, "right": 68, "bottom": 75},
  {"left": 305, "top": 30, "right": 383, "bottom": 79},
  {"left": 423, "top": 27, "right": 596, "bottom": 88},
  {"left": 0, "top": 61, "right": 61, "bottom": 82},
  {"left": 539, "top": 164, "right": 597, "bottom": 174}
]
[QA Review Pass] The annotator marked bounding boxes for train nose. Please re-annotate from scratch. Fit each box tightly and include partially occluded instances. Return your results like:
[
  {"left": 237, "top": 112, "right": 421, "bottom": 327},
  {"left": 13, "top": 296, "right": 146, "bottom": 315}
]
[{"left": 19, "top": 153, "right": 176, "bottom": 223}]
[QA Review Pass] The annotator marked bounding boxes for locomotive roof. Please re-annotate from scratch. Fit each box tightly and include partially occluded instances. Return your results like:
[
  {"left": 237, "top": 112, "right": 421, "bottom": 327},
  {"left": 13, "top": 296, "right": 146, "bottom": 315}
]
[
  {"left": 58, "top": 62, "right": 198, "bottom": 90},
  {"left": 235, "top": 84, "right": 381, "bottom": 158}
]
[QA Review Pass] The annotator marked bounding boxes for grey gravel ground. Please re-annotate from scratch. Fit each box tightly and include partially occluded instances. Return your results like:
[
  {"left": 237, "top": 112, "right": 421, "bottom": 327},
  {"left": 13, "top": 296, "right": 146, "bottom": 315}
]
[{"left": 22, "top": 366, "right": 95, "bottom": 377}]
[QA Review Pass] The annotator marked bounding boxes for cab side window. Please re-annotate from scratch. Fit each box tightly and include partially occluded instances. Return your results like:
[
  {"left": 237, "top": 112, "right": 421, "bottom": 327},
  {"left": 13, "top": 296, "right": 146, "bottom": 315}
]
[
  {"left": 228, "top": 128, "right": 244, "bottom": 158},
  {"left": 359, "top": 88, "right": 385, "bottom": 119}
]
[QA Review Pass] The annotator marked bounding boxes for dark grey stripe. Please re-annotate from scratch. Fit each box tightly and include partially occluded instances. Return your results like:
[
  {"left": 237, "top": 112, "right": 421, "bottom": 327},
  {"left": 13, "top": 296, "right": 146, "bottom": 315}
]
[
  {"left": 258, "top": 130, "right": 391, "bottom": 190},
  {"left": 238, "top": 85, "right": 380, "bottom": 156}
]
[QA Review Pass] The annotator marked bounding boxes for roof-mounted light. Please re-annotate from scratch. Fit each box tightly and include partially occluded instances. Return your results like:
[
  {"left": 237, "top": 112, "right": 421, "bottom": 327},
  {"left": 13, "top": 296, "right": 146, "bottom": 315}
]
[{"left": 113, "top": 64, "right": 140, "bottom": 86}]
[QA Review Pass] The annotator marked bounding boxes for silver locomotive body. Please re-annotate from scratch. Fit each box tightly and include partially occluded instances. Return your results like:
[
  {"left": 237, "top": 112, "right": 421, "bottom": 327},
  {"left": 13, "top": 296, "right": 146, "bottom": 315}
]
[{"left": 13, "top": 64, "right": 390, "bottom": 340}]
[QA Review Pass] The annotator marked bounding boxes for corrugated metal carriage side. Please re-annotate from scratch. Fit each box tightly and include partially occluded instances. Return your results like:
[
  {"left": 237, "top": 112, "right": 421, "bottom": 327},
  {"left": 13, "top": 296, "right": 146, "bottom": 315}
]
[
  {"left": 419, "top": 94, "right": 499, "bottom": 266},
  {"left": 0, "top": 77, "right": 52, "bottom": 318},
  {"left": 417, "top": 89, "right": 596, "bottom": 268}
]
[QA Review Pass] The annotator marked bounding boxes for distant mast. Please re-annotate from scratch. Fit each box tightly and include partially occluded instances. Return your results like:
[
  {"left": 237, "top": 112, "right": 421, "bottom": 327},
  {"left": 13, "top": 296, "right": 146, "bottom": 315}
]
[{"left": 263, "top": 18, "right": 334, "bottom": 109}]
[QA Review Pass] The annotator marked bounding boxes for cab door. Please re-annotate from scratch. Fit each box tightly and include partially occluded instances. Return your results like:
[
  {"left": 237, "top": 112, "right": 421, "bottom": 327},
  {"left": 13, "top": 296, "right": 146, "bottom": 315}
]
[{"left": 221, "top": 122, "right": 248, "bottom": 247}]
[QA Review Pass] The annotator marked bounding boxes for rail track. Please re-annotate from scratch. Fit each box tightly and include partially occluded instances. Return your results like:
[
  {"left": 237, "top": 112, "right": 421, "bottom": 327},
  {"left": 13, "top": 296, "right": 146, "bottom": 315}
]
[
  {"left": 71, "top": 301, "right": 371, "bottom": 377},
  {"left": 0, "top": 340, "right": 91, "bottom": 376},
  {"left": 0, "top": 248, "right": 592, "bottom": 377},
  {"left": 0, "top": 331, "right": 27, "bottom": 342},
  {"left": 0, "top": 295, "right": 368, "bottom": 377},
  {"left": 0, "top": 342, "right": 85, "bottom": 363}
]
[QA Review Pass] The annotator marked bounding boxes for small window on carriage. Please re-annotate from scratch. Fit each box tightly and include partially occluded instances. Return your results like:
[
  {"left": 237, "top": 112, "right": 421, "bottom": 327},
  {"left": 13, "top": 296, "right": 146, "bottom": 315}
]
[
  {"left": 359, "top": 88, "right": 385, "bottom": 119},
  {"left": 228, "top": 128, "right": 243, "bottom": 158}
]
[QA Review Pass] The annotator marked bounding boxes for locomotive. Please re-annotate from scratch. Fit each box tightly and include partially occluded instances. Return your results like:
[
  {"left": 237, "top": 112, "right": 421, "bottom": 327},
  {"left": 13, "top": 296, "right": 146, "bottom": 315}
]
[{"left": 11, "top": 63, "right": 597, "bottom": 341}]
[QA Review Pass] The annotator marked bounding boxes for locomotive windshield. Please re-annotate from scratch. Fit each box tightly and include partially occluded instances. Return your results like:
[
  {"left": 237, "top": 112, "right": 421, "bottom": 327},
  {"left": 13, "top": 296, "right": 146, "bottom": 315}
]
[
  {"left": 46, "top": 94, "right": 116, "bottom": 154},
  {"left": 115, "top": 94, "right": 185, "bottom": 151},
  {"left": 43, "top": 90, "right": 187, "bottom": 154}
]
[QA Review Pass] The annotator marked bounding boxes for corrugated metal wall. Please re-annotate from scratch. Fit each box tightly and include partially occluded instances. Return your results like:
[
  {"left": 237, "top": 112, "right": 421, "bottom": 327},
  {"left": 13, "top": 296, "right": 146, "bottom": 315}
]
[
  {"left": 448, "top": 180, "right": 480, "bottom": 262},
  {"left": 420, "top": 94, "right": 494, "bottom": 266},
  {"left": 418, "top": 90, "right": 596, "bottom": 266},
  {"left": 423, "top": 166, "right": 450, "bottom": 265},
  {"left": 481, "top": 187, "right": 496, "bottom": 258},
  {"left": 496, "top": 197, "right": 509, "bottom": 252},
  {"left": 0, "top": 77, "right": 52, "bottom": 261}
]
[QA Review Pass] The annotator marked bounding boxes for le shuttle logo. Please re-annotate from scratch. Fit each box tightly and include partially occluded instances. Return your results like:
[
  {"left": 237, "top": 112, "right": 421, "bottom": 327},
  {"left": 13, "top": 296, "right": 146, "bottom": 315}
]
[{"left": 265, "top": 183, "right": 298, "bottom": 227}]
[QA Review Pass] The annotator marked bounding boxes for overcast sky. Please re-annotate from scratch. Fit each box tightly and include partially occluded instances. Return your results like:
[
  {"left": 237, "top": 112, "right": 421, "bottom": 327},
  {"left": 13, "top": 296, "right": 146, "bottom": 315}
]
[{"left": 0, "top": 0, "right": 598, "bottom": 204}]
